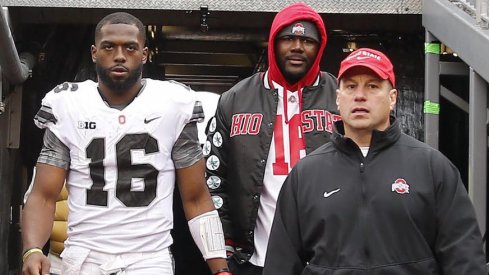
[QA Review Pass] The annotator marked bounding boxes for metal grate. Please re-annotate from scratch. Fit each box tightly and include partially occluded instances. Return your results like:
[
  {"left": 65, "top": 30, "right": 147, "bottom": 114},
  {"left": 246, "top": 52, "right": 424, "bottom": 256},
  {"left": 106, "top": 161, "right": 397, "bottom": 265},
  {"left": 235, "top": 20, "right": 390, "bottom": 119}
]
[{"left": 1, "top": 0, "right": 422, "bottom": 14}]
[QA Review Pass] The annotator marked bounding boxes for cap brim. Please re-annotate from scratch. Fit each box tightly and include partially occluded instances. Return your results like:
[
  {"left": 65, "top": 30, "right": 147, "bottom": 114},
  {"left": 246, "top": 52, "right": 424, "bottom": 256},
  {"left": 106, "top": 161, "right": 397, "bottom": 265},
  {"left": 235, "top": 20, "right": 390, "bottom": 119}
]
[{"left": 338, "top": 64, "right": 389, "bottom": 82}]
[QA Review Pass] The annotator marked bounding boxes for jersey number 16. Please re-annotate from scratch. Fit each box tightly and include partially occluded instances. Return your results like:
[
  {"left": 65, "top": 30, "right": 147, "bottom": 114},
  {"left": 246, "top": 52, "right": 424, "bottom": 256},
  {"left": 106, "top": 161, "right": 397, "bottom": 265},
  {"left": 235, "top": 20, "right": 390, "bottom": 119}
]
[{"left": 86, "top": 133, "right": 159, "bottom": 207}]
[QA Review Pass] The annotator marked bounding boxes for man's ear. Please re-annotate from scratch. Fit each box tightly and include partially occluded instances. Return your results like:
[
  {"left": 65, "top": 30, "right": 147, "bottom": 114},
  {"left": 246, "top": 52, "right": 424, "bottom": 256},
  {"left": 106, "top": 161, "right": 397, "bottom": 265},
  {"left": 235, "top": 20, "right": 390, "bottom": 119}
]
[
  {"left": 336, "top": 89, "right": 341, "bottom": 111},
  {"left": 389, "top": 89, "right": 398, "bottom": 111},
  {"left": 142, "top": 47, "right": 148, "bottom": 64},
  {"left": 91, "top": 45, "right": 97, "bottom": 63}
]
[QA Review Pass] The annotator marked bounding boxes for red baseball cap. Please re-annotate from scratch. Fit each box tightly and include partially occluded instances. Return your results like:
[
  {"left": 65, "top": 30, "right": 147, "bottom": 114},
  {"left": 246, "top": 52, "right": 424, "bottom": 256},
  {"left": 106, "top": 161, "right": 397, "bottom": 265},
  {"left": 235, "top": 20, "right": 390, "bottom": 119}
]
[{"left": 338, "top": 48, "right": 395, "bottom": 87}]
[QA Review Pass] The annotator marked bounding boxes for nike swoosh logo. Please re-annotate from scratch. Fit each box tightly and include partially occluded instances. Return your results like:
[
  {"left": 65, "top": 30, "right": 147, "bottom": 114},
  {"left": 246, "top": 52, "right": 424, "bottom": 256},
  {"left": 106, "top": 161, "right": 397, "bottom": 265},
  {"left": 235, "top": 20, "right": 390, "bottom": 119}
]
[
  {"left": 356, "top": 56, "right": 371, "bottom": 60},
  {"left": 144, "top": 116, "right": 161, "bottom": 124},
  {"left": 323, "top": 188, "right": 340, "bottom": 198}
]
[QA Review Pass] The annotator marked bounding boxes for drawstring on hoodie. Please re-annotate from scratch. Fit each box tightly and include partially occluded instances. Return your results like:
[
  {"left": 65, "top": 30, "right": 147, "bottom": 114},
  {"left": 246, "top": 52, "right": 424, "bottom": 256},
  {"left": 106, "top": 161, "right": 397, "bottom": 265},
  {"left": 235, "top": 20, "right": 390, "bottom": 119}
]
[{"left": 284, "top": 87, "right": 303, "bottom": 124}]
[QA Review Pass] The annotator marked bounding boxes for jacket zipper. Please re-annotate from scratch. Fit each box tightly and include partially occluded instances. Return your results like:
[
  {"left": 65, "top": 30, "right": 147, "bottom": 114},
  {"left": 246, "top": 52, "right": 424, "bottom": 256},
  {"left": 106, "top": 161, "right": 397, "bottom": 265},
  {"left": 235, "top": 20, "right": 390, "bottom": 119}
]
[{"left": 359, "top": 158, "right": 370, "bottom": 268}]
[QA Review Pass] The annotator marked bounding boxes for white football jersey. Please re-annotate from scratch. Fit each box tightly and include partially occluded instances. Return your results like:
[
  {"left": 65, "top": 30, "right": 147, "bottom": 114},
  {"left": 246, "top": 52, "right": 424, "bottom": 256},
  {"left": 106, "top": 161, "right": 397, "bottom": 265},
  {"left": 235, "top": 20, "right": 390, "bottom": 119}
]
[{"left": 35, "top": 79, "right": 197, "bottom": 254}]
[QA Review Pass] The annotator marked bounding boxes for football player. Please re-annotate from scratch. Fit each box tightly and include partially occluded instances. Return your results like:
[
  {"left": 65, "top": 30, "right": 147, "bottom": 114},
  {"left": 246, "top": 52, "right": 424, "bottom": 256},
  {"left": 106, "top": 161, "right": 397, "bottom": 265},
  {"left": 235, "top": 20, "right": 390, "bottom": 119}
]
[{"left": 22, "top": 12, "right": 230, "bottom": 275}]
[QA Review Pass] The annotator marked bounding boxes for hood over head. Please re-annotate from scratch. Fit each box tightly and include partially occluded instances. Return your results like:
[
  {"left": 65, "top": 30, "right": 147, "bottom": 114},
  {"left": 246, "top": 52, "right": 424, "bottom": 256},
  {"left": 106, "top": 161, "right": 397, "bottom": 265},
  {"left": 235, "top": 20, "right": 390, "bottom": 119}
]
[{"left": 267, "top": 2, "right": 327, "bottom": 90}]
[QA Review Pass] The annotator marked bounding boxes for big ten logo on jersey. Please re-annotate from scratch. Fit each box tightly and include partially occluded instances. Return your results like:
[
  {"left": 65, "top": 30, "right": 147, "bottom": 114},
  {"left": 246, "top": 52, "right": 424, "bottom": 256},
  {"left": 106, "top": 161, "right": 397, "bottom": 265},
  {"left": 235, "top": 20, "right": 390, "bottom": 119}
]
[
  {"left": 230, "top": 113, "right": 263, "bottom": 137},
  {"left": 301, "top": 110, "right": 341, "bottom": 133},
  {"left": 78, "top": 121, "right": 97, "bottom": 129}
]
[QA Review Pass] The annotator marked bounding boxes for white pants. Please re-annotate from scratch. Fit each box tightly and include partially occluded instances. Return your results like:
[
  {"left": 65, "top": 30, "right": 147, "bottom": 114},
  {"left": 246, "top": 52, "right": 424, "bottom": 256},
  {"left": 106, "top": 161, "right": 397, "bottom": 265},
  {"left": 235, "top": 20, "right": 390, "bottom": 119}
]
[{"left": 61, "top": 245, "right": 174, "bottom": 275}]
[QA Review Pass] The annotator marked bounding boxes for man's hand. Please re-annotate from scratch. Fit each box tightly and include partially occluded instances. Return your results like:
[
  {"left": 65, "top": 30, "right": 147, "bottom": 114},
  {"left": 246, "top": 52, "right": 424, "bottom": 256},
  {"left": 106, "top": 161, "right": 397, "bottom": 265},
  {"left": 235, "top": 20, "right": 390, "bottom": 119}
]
[
  {"left": 22, "top": 163, "right": 66, "bottom": 275},
  {"left": 206, "top": 258, "right": 231, "bottom": 275},
  {"left": 22, "top": 252, "right": 50, "bottom": 275}
]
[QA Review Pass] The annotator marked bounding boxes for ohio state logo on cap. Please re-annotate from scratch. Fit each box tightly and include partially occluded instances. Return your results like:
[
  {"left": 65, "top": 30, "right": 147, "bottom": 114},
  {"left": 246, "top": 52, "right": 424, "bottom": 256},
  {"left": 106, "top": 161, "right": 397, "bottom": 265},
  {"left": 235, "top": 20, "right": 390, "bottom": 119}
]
[
  {"left": 337, "top": 48, "right": 396, "bottom": 87},
  {"left": 291, "top": 23, "right": 305, "bottom": 35},
  {"left": 348, "top": 50, "right": 382, "bottom": 62},
  {"left": 391, "top": 178, "right": 409, "bottom": 194},
  {"left": 276, "top": 20, "right": 320, "bottom": 43}
]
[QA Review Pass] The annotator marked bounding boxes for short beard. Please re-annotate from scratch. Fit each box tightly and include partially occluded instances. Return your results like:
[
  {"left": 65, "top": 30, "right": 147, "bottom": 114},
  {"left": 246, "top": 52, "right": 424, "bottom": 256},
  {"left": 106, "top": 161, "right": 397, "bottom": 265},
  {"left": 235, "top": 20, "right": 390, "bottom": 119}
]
[
  {"left": 282, "top": 71, "right": 302, "bottom": 85},
  {"left": 96, "top": 64, "right": 143, "bottom": 94},
  {"left": 276, "top": 58, "right": 306, "bottom": 85}
]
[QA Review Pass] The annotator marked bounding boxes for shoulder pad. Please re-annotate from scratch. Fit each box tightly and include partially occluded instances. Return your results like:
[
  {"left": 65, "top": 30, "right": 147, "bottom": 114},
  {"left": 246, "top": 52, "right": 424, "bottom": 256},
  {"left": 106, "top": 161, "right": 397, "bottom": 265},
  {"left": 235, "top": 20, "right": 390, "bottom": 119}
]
[{"left": 168, "top": 80, "right": 192, "bottom": 91}]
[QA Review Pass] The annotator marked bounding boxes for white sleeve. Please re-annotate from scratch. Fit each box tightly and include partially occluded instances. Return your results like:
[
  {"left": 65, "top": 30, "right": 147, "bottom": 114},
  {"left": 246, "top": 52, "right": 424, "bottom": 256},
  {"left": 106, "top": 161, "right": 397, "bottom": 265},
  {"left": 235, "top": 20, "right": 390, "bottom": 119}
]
[{"left": 188, "top": 210, "right": 226, "bottom": 260}]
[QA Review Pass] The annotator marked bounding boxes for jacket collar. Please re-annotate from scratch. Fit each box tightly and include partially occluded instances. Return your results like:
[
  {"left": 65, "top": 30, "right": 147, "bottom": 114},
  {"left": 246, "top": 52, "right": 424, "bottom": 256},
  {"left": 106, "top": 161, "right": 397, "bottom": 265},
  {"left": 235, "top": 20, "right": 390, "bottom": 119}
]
[
  {"left": 332, "top": 115, "right": 401, "bottom": 155},
  {"left": 263, "top": 70, "right": 320, "bottom": 90}
]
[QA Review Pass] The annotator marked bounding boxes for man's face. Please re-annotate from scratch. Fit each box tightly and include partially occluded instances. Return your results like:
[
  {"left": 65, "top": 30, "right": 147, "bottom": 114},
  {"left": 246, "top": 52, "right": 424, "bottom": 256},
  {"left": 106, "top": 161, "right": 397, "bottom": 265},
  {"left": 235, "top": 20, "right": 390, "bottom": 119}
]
[
  {"left": 275, "top": 35, "right": 319, "bottom": 84},
  {"left": 91, "top": 23, "right": 148, "bottom": 94},
  {"left": 336, "top": 67, "right": 397, "bottom": 134}
]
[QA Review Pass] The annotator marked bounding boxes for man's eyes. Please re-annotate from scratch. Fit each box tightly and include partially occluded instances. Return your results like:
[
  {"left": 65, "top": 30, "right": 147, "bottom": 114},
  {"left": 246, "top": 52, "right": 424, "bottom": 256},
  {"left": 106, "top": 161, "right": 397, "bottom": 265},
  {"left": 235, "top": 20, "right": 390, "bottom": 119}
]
[
  {"left": 101, "top": 45, "right": 137, "bottom": 51},
  {"left": 280, "top": 36, "right": 315, "bottom": 43},
  {"left": 302, "top": 38, "right": 315, "bottom": 44},
  {"left": 367, "top": 84, "right": 380, "bottom": 89}
]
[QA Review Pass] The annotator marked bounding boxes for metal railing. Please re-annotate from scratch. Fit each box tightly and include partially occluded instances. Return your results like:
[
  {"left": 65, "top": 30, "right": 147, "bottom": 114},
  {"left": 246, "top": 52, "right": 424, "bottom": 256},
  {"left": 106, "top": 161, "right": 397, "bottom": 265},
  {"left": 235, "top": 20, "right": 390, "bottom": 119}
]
[{"left": 455, "top": 0, "right": 489, "bottom": 27}]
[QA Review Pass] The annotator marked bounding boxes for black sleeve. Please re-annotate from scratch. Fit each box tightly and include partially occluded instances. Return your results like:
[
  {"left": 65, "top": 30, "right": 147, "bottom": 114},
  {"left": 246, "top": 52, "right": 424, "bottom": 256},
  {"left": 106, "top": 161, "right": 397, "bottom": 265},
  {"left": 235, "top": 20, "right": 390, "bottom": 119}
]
[
  {"left": 263, "top": 166, "right": 307, "bottom": 275},
  {"left": 432, "top": 153, "right": 487, "bottom": 274},
  {"left": 204, "top": 95, "right": 234, "bottom": 246},
  {"left": 172, "top": 122, "right": 203, "bottom": 169},
  {"left": 37, "top": 129, "right": 70, "bottom": 169}
]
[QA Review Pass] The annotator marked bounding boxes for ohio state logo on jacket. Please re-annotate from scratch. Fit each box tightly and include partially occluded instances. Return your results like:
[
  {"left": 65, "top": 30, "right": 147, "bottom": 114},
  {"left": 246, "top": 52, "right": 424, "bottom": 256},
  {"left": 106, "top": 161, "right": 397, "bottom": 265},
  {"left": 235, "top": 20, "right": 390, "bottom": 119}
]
[{"left": 392, "top": 178, "right": 410, "bottom": 194}]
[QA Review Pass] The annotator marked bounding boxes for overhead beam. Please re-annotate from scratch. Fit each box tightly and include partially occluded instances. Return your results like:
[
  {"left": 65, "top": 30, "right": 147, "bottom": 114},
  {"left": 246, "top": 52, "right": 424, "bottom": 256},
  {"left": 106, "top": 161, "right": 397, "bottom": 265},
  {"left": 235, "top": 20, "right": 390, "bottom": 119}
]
[
  {"left": 7, "top": 7, "right": 423, "bottom": 33},
  {"left": 154, "top": 52, "right": 255, "bottom": 67},
  {"left": 162, "top": 26, "right": 267, "bottom": 42},
  {"left": 159, "top": 40, "right": 264, "bottom": 54},
  {"left": 163, "top": 64, "right": 254, "bottom": 76}
]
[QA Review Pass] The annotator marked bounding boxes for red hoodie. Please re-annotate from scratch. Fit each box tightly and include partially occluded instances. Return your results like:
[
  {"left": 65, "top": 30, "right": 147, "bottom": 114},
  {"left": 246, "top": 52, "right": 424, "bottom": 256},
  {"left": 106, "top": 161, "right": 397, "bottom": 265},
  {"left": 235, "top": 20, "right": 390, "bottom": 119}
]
[{"left": 267, "top": 2, "right": 327, "bottom": 91}]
